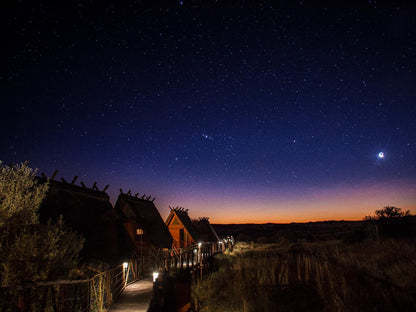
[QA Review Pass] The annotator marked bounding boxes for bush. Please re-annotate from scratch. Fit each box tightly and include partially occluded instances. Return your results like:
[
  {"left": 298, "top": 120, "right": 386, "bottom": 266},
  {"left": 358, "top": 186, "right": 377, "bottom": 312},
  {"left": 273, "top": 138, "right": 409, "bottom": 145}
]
[
  {"left": 364, "top": 206, "right": 416, "bottom": 239},
  {"left": 0, "top": 162, "right": 84, "bottom": 294}
]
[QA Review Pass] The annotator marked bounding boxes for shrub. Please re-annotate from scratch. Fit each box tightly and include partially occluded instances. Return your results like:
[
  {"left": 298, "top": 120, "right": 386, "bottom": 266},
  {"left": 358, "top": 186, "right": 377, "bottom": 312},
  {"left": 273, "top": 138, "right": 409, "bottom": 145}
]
[{"left": 0, "top": 162, "right": 84, "bottom": 294}]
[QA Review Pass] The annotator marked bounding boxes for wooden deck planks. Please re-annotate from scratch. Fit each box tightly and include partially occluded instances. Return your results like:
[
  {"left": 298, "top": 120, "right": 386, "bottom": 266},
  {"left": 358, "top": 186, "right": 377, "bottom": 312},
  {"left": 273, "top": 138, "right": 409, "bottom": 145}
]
[{"left": 109, "top": 276, "right": 154, "bottom": 312}]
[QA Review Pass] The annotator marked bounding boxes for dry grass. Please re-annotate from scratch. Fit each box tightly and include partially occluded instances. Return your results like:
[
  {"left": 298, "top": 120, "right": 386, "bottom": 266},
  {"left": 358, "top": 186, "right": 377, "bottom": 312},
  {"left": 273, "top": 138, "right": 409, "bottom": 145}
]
[{"left": 192, "top": 239, "right": 416, "bottom": 312}]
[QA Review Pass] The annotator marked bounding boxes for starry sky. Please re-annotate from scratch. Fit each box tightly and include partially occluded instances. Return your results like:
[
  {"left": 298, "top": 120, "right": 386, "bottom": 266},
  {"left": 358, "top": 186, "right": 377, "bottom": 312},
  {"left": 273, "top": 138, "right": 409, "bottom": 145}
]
[{"left": 1, "top": 1, "right": 416, "bottom": 223}]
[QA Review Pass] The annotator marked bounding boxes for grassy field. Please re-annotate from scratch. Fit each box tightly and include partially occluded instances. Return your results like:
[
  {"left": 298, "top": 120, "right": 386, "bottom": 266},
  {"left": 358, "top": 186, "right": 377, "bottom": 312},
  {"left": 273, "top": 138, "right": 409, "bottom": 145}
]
[{"left": 192, "top": 238, "right": 416, "bottom": 311}]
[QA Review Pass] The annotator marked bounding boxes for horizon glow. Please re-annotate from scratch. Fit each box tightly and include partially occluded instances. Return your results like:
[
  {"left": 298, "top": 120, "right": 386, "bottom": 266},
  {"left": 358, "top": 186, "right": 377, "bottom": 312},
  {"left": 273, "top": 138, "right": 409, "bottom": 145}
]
[
  {"left": 154, "top": 179, "right": 416, "bottom": 223},
  {"left": 2, "top": 3, "right": 416, "bottom": 225}
]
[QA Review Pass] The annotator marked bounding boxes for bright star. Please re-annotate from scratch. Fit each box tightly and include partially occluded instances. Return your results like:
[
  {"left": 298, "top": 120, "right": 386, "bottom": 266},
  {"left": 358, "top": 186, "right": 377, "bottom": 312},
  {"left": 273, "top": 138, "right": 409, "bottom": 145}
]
[
  {"left": 378, "top": 152, "right": 384, "bottom": 159},
  {"left": 202, "top": 133, "right": 213, "bottom": 141}
]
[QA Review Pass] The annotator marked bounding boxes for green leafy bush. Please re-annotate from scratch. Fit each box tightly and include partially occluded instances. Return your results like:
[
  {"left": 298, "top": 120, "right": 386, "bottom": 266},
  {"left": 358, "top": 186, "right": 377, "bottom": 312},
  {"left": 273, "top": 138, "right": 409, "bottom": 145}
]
[{"left": 0, "top": 162, "right": 84, "bottom": 294}]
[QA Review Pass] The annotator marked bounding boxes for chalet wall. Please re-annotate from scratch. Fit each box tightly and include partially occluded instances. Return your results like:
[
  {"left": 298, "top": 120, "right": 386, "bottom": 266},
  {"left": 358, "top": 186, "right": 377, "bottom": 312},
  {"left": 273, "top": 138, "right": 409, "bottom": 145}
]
[{"left": 168, "top": 223, "right": 194, "bottom": 248}]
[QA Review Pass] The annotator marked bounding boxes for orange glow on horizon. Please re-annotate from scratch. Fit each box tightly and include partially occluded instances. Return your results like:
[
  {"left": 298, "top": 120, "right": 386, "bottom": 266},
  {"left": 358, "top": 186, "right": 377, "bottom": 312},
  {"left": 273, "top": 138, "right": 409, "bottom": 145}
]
[{"left": 157, "top": 180, "right": 416, "bottom": 224}]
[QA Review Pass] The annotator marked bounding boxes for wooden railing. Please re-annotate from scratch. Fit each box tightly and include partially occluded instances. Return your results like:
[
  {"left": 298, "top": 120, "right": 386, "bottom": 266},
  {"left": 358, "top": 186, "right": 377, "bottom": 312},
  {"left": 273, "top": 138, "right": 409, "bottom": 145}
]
[
  {"left": 2, "top": 240, "right": 234, "bottom": 312},
  {"left": 148, "top": 240, "right": 234, "bottom": 311},
  {"left": 160, "top": 242, "right": 224, "bottom": 277},
  {"left": 3, "top": 257, "right": 143, "bottom": 312}
]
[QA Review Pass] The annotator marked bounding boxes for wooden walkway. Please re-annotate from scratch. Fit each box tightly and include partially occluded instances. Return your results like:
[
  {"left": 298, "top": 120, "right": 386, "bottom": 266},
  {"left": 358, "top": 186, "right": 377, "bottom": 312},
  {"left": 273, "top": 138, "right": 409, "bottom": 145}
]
[
  {"left": 108, "top": 241, "right": 233, "bottom": 312},
  {"left": 109, "top": 276, "right": 154, "bottom": 312}
]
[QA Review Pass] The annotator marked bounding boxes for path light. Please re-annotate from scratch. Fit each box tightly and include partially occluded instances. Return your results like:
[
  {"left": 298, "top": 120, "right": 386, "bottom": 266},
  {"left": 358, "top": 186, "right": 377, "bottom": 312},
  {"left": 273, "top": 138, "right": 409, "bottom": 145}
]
[
  {"left": 153, "top": 272, "right": 159, "bottom": 282},
  {"left": 198, "top": 242, "right": 202, "bottom": 248},
  {"left": 123, "top": 262, "right": 129, "bottom": 285}
]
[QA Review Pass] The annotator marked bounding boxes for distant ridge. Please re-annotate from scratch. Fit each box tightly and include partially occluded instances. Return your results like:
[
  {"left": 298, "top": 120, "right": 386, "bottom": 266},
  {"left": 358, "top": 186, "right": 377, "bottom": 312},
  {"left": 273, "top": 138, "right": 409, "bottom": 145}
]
[{"left": 212, "top": 220, "right": 365, "bottom": 243}]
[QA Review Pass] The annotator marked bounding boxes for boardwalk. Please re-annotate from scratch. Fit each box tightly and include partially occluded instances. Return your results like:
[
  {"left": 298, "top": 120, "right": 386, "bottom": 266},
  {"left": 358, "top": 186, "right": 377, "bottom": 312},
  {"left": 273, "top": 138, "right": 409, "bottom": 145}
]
[
  {"left": 108, "top": 241, "right": 232, "bottom": 312},
  {"left": 109, "top": 276, "right": 154, "bottom": 312}
]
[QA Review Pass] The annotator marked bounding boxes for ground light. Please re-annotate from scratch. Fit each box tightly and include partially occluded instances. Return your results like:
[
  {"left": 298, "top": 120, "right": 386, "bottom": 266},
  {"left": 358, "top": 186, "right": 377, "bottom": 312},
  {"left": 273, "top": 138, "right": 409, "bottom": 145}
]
[
  {"left": 153, "top": 272, "right": 159, "bottom": 282},
  {"left": 122, "top": 262, "right": 129, "bottom": 285}
]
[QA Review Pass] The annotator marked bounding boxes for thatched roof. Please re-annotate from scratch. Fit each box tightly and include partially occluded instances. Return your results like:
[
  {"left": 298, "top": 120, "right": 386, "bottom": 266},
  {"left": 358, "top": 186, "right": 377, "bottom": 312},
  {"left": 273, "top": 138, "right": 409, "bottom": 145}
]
[
  {"left": 193, "top": 217, "right": 220, "bottom": 242},
  {"left": 38, "top": 178, "right": 135, "bottom": 265},
  {"left": 165, "top": 208, "right": 200, "bottom": 242},
  {"left": 114, "top": 193, "right": 173, "bottom": 249}
]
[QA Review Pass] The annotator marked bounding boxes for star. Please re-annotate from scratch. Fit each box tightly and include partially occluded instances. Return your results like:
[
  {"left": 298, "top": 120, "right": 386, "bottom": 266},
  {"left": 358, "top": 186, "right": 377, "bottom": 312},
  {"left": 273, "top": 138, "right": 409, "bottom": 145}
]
[
  {"left": 1, "top": 1, "right": 415, "bottom": 224},
  {"left": 202, "top": 134, "right": 214, "bottom": 141}
]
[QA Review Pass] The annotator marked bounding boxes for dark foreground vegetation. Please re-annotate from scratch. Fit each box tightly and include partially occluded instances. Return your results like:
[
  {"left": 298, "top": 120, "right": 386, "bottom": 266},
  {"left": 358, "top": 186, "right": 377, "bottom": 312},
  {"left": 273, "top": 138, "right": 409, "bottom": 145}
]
[
  {"left": 193, "top": 238, "right": 416, "bottom": 312},
  {"left": 196, "top": 211, "right": 416, "bottom": 312},
  {"left": 214, "top": 220, "right": 366, "bottom": 243},
  {"left": 0, "top": 162, "right": 85, "bottom": 311}
]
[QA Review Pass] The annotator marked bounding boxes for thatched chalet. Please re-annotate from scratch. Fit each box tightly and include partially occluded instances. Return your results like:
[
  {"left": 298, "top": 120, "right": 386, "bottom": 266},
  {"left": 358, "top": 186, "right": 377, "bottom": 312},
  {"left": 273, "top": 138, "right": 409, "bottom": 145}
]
[
  {"left": 114, "top": 192, "right": 173, "bottom": 257},
  {"left": 165, "top": 207, "right": 200, "bottom": 248},
  {"left": 192, "top": 217, "right": 220, "bottom": 243},
  {"left": 38, "top": 175, "right": 135, "bottom": 266}
]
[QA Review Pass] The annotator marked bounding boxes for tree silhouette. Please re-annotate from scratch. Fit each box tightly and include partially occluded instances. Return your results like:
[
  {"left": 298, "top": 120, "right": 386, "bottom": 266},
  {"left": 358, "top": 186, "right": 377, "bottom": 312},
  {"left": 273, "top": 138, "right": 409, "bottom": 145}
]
[{"left": 374, "top": 206, "right": 411, "bottom": 220}]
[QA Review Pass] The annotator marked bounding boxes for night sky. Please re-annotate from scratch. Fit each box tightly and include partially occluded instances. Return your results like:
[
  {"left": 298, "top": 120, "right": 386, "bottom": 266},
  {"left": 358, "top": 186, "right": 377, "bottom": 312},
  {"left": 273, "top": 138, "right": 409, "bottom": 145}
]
[{"left": 2, "top": 1, "right": 416, "bottom": 223}]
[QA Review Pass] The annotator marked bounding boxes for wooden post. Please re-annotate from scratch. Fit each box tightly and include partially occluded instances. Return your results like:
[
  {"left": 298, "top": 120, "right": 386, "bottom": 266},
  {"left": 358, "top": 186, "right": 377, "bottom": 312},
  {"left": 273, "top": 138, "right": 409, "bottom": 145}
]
[
  {"left": 193, "top": 249, "right": 195, "bottom": 268},
  {"left": 71, "top": 176, "right": 78, "bottom": 184},
  {"left": 200, "top": 246, "right": 203, "bottom": 278},
  {"left": 17, "top": 288, "right": 30, "bottom": 312},
  {"left": 51, "top": 169, "right": 58, "bottom": 180}
]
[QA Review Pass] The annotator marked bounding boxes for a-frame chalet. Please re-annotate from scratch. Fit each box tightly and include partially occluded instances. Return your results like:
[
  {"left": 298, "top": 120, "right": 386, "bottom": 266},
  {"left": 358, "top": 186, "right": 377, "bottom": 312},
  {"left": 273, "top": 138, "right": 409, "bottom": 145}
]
[
  {"left": 38, "top": 176, "right": 135, "bottom": 267},
  {"left": 165, "top": 207, "right": 199, "bottom": 249},
  {"left": 114, "top": 192, "right": 173, "bottom": 258},
  {"left": 192, "top": 217, "right": 220, "bottom": 243}
]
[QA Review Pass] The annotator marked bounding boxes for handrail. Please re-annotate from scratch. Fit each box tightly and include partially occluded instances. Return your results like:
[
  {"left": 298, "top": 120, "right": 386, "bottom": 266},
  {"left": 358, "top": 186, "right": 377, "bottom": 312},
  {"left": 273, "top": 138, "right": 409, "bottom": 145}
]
[{"left": 17, "top": 264, "right": 124, "bottom": 288}]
